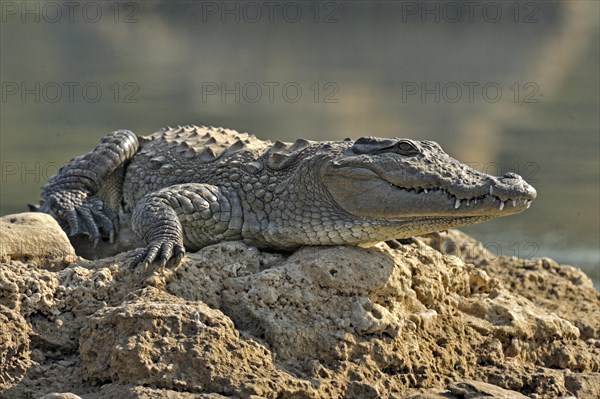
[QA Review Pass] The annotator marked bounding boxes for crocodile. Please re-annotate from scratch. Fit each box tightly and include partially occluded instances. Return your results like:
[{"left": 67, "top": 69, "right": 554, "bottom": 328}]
[{"left": 38, "top": 125, "right": 537, "bottom": 267}]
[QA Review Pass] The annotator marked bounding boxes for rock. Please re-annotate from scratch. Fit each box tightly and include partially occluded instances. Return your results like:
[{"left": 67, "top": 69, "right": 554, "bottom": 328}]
[
  {"left": 0, "top": 305, "right": 31, "bottom": 390},
  {"left": 39, "top": 393, "right": 83, "bottom": 399},
  {"left": 0, "top": 213, "right": 77, "bottom": 268},
  {"left": 79, "top": 287, "right": 314, "bottom": 397},
  {"left": 419, "top": 230, "right": 600, "bottom": 340},
  {"left": 449, "top": 379, "right": 530, "bottom": 398},
  {"left": 0, "top": 229, "right": 599, "bottom": 398},
  {"left": 90, "top": 384, "right": 232, "bottom": 398},
  {"left": 166, "top": 241, "right": 283, "bottom": 309},
  {"left": 564, "top": 373, "right": 600, "bottom": 399}
]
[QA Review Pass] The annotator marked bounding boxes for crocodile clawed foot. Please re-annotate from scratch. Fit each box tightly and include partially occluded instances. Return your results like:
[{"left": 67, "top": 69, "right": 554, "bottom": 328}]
[
  {"left": 132, "top": 239, "right": 186, "bottom": 269},
  {"left": 45, "top": 190, "right": 119, "bottom": 245}
]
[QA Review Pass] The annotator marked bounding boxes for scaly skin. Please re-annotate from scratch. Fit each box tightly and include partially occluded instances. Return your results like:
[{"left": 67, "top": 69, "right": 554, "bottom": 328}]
[{"left": 39, "top": 125, "right": 537, "bottom": 266}]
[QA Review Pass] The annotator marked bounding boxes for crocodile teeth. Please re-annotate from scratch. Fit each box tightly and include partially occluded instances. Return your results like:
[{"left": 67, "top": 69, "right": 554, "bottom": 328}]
[
  {"left": 512, "top": 199, "right": 516, "bottom": 207},
  {"left": 526, "top": 200, "right": 532, "bottom": 209},
  {"left": 489, "top": 185, "right": 494, "bottom": 195},
  {"left": 474, "top": 199, "right": 478, "bottom": 205},
  {"left": 454, "top": 199, "right": 461, "bottom": 209},
  {"left": 499, "top": 201, "right": 505, "bottom": 211},
  {"left": 423, "top": 189, "right": 428, "bottom": 193},
  {"left": 466, "top": 200, "right": 470, "bottom": 207}
]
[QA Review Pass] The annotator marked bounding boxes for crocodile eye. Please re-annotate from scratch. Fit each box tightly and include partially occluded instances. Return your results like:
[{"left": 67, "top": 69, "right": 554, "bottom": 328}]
[
  {"left": 352, "top": 137, "right": 421, "bottom": 156},
  {"left": 394, "top": 140, "right": 420, "bottom": 155}
]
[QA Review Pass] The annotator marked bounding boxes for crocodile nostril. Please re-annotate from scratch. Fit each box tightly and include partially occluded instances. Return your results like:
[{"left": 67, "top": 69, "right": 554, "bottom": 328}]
[{"left": 503, "top": 172, "right": 522, "bottom": 180}]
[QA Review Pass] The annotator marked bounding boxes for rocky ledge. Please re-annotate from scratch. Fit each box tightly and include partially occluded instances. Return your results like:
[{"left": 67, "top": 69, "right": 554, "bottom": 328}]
[{"left": 0, "top": 213, "right": 599, "bottom": 399}]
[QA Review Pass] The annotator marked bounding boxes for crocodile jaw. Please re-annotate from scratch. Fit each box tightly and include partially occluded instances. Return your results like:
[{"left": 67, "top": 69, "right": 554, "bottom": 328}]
[{"left": 321, "top": 165, "right": 537, "bottom": 221}]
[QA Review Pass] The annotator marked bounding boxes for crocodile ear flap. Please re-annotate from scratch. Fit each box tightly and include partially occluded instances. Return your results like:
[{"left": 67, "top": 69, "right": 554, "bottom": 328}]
[
  {"left": 352, "top": 137, "right": 397, "bottom": 154},
  {"left": 266, "top": 139, "right": 311, "bottom": 170}
]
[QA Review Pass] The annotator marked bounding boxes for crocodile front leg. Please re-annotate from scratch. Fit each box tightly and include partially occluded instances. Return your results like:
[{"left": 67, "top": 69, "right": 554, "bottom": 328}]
[
  {"left": 130, "top": 183, "right": 243, "bottom": 267},
  {"left": 41, "top": 130, "right": 139, "bottom": 245}
]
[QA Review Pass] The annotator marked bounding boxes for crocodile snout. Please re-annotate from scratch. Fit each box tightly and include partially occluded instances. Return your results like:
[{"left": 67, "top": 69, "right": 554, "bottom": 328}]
[{"left": 496, "top": 172, "right": 537, "bottom": 199}]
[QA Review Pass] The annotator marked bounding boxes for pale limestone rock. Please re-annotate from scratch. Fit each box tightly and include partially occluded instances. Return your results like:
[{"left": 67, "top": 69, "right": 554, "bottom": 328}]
[
  {"left": 0, "top": 305, "right": 31, "bottom": 390},
  {"left": 1, "top": 230, "right": 599, "bottom": 398},
  {"left": 449, "top": 379, "right": 530, "bottom": 398},
  {"left": 39, "top": 393, "right": 83, "bottom": 399},
  {"left": 0, "top": 213, "right": 77, "bottom": 268},
  {"left": 79, "top": 287, "right": 315, "bottom": 398}
]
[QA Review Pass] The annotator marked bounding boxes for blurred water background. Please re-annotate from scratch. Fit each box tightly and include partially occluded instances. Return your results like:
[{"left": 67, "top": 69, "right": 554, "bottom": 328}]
[{"left": 1, "top": 1, "right": 598, "bottom": 287}]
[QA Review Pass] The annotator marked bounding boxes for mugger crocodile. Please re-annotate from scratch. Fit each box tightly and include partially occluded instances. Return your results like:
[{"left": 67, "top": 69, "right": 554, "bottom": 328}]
[{"left": 36, "top": 125, "right": 537, "bottom": 267}]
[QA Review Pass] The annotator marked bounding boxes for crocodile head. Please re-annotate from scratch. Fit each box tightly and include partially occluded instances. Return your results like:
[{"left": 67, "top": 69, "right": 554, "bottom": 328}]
[{"left": 320, "top": 136, "right": 537, "bottom": 236}]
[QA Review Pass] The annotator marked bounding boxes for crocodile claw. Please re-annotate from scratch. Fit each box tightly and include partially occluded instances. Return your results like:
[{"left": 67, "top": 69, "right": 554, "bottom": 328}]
[
  {"left": 132, "top": 239, "right": 185, "bottom": 269},
  {"left": 44, "top": 190, "right": 118, "bottom": 244}
]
